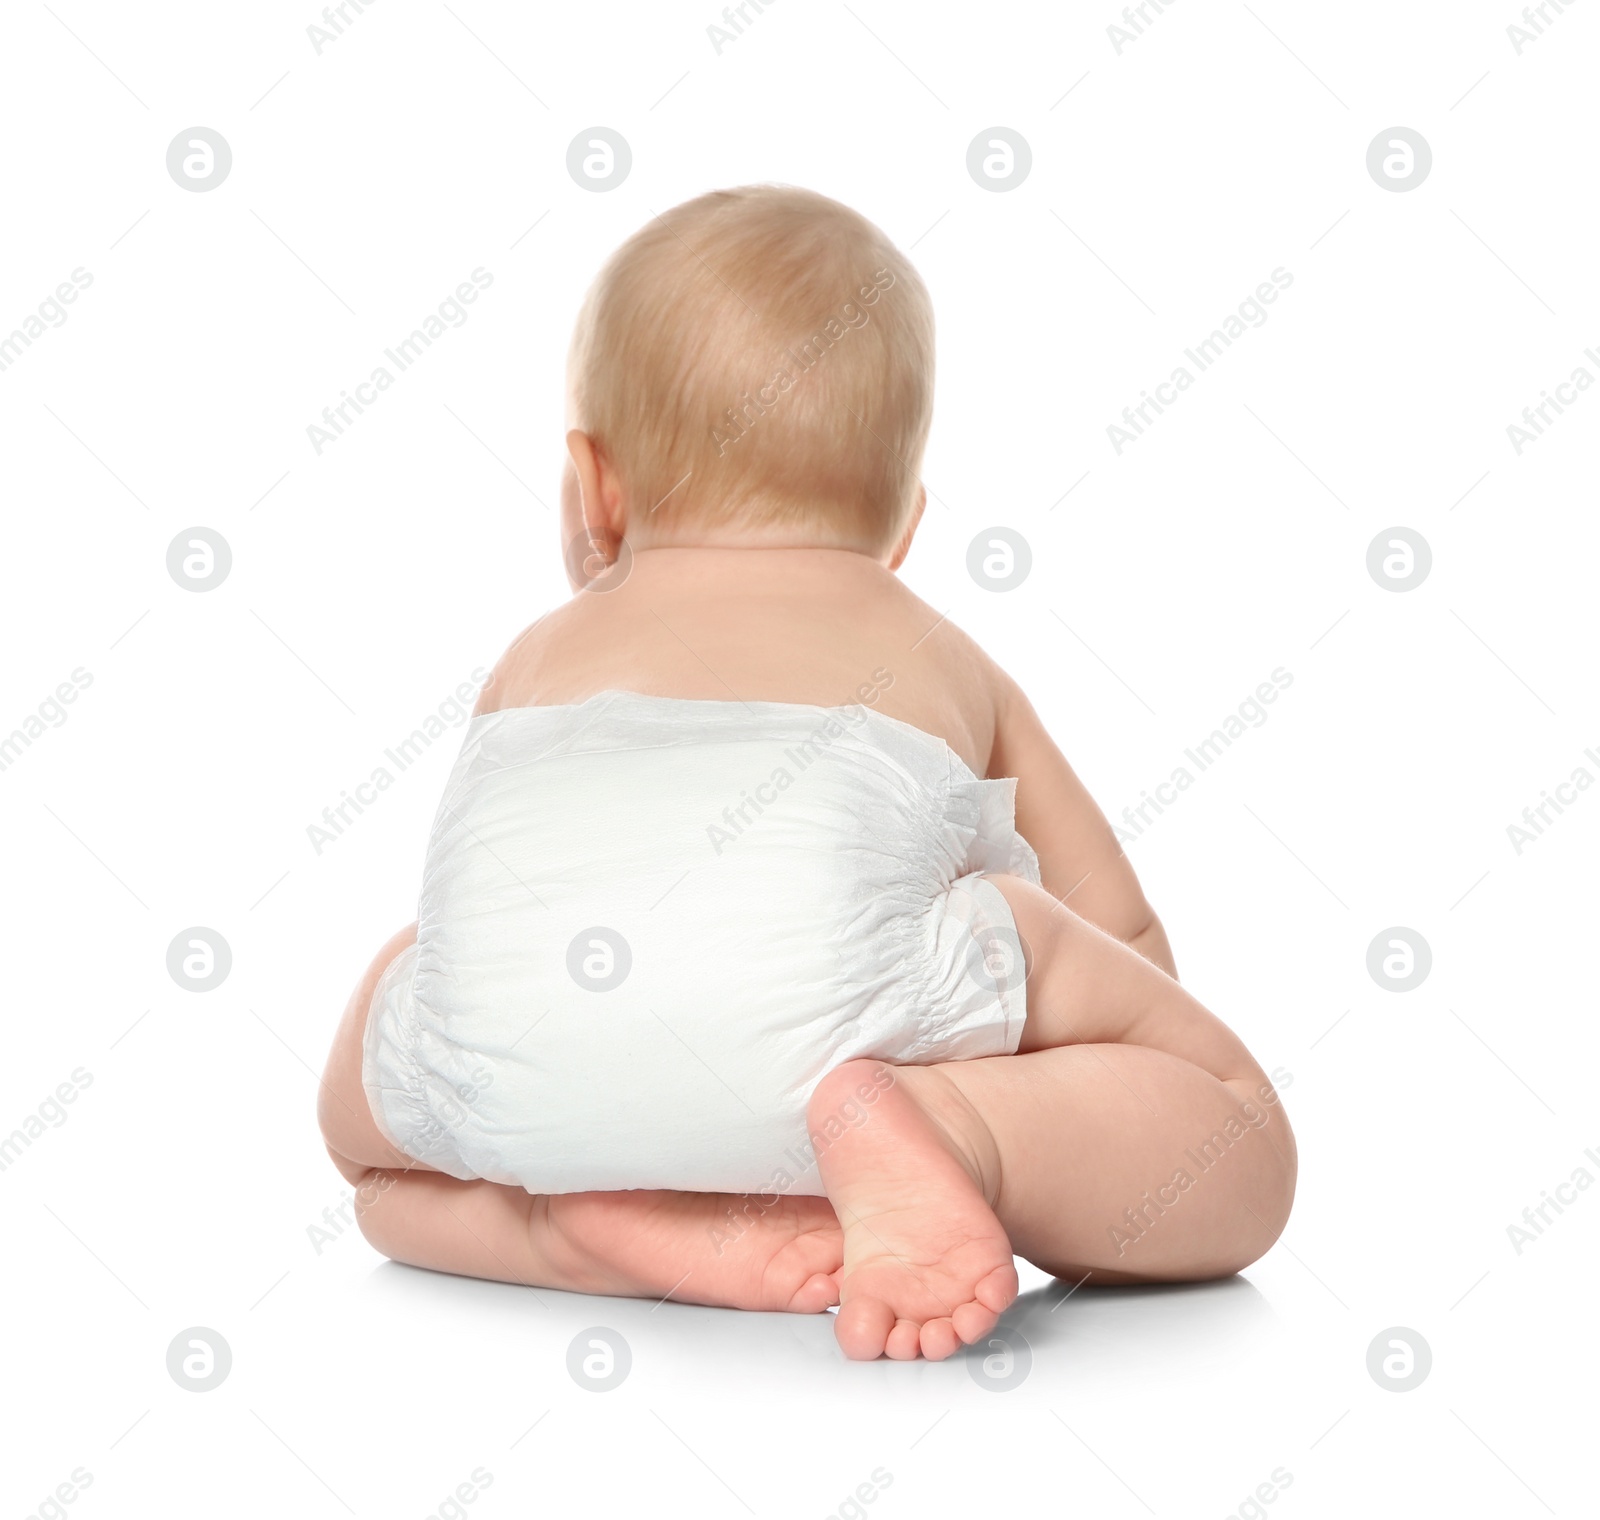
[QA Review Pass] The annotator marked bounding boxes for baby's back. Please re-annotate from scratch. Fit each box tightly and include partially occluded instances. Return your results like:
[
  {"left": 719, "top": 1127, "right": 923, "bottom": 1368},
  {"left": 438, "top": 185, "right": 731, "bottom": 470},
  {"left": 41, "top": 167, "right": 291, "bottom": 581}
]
[
  {"left": 355, "top": 545, "right": 1045, "bottom": 1193},
  {"left": 480, "top": 546, "right": 1000, "bottom": 776}
]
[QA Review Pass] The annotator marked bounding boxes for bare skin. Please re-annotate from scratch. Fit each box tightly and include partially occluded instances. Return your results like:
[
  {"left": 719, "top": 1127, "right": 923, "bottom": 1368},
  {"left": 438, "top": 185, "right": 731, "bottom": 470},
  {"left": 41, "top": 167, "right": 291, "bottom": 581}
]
[{"left": 316, "top": 431, "right": 1295, "bottom": 1360}]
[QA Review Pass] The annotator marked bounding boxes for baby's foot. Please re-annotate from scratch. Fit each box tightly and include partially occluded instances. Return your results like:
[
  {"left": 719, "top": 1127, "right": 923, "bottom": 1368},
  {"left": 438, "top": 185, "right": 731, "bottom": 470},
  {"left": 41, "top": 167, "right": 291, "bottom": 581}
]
[
  {"left": 810, "top": 1059, "right": 1018, "bottom": 1361},
  {"left": 543, "top": 1187, "right": 843, "bottom": 1314}
]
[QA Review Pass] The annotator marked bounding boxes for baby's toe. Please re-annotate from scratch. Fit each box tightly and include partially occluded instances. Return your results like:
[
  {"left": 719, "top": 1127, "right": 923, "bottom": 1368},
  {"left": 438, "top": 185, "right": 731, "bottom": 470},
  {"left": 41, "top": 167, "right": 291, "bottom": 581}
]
[
  {"left": 975, "top": 1262, "right": 1020, "bottom": 1314},
  {"left": 788, "top": 1272, "right": 840, "bottom": 1314},
  {"left": 885, "top": 1318, "right": 923, "bottom": 1361},
  {"left": 919, "top": 1318, "right": 960, "bottom": 1361},
  {"left": 952, "top": 1298, "right": 1002, "bottom": 1346},
  {"left": 835, "top": 1298, "right": 894, "bottom": 1360}
]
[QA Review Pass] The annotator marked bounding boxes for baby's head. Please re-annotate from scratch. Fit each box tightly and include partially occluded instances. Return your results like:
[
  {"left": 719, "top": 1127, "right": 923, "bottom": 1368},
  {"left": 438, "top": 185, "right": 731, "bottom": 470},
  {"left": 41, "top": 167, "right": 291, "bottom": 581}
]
[{"left": 563, "top": 185, "right": 934, "bottom": 573}]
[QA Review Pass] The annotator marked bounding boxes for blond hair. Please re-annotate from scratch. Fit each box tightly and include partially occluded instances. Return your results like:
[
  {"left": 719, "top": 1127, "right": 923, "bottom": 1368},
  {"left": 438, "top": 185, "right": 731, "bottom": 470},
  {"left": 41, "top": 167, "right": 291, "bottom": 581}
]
[{"left": 568, "top": 185, "right": 934, "bottom": 550}]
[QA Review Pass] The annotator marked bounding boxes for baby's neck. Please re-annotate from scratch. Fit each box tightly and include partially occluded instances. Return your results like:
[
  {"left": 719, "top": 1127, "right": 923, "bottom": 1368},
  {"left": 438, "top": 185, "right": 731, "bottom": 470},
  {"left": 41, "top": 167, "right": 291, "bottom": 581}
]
[
  {"left": 616, "top": 543, "right": 896, "bottom": 594},
  {"left": 627, "top": 531, "right": 889, "bottom": 561}
]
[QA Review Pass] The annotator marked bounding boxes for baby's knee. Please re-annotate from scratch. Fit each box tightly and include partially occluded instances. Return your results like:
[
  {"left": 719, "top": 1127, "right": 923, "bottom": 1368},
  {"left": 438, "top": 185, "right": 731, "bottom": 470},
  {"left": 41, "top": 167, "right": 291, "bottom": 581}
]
[
  {"left": 1217, "top": 1126, "right": 1297, "bottom": 1275},
  {"left": 1254, "top": 1136, "right": 1298, "bottom": 1247},
  {"left": 348, "top": 1168, "right": 405, "bottom": 1258}
]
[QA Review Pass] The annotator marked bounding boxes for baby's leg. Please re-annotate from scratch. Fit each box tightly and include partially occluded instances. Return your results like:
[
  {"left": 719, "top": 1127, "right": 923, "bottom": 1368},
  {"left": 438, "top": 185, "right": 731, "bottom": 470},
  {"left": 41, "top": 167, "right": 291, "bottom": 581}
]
[
  {"left": 985, "top": 874, "right": 1298, "bottom": 1273},
  {"left": 318, "top": 926, "right": 843, "bottom": 1312},
  {"left": 352, "top": 1172, "right": 846, "bottom": 1313},
  {"left": 814, "top": 878, "right": 1296, "bottom": 1360}
]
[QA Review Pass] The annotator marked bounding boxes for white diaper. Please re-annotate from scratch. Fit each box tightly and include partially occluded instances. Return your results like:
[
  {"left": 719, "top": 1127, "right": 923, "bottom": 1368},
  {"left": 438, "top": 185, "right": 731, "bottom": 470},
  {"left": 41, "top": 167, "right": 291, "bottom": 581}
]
[{"left": 363, "top": 691, "right": 1041, "bottom": 1196}]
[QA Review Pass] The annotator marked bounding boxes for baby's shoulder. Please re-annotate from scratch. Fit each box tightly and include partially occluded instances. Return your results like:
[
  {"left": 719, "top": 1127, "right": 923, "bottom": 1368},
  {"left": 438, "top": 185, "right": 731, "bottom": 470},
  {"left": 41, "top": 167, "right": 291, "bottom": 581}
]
[
  {"left": 472, "top": 605, "right": 575, "bottom": 714},
  {"left": 883, "top": 579, "right": 1000, "bottom": 690},
  {"left": 865, "top": 581, "right": 1012, "bottom": 770}
]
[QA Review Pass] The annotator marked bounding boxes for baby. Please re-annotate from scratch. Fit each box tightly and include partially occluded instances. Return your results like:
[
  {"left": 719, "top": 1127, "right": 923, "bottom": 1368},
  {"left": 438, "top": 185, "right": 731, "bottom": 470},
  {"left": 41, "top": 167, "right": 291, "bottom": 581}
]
[{"left": 318, "top": 186, "right": 1297, "bottom": 1362}]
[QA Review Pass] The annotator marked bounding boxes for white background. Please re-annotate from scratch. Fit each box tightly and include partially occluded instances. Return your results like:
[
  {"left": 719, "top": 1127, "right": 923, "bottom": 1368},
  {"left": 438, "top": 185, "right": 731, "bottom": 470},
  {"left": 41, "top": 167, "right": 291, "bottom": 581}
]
[{"left": 2, "top": 1, "right": 1596, "bottom": 1516}]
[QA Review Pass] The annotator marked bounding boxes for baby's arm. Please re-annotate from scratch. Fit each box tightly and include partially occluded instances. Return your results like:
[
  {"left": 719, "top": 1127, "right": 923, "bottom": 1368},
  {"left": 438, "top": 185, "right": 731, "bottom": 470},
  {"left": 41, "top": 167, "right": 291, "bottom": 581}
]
[{"left": 985, "top": 667, "right": 1177, "bottom": 976}]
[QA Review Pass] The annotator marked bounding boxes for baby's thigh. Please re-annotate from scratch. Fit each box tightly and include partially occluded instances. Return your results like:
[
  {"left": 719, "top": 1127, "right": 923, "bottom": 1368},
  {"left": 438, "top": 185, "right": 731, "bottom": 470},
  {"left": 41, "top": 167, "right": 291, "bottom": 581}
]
[
  {"left": 318, "top": 922, "right": 434, "bottom": 1178},
  {"left": 983, "top": 873, "right": 1152, "bottom": 1053}
]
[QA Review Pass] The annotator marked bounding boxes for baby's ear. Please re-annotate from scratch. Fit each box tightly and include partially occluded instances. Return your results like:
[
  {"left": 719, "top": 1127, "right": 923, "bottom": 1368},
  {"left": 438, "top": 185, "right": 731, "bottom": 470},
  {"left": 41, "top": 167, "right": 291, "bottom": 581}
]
[
  {"left": 566, "top": 429, "right": 629, "bottom": 541},
  {"left": 887, "top": 485, "right": 927, "bottom": 571}
]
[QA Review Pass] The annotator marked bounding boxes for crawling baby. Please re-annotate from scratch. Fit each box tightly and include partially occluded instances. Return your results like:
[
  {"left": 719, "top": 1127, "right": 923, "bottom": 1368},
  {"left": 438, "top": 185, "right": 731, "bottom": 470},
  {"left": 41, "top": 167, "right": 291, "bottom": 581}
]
[{"left": 318, "top": 185, "right": 1297, "bottom": 1362}]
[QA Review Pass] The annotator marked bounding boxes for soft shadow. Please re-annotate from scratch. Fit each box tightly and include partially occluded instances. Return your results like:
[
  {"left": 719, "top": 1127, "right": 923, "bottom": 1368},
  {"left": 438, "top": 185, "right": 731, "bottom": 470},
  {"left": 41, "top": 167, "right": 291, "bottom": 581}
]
[
  {"left": 1003, "top": 1272, "right": 1281, "bottom": 1363},
  {"left": 359, "top": 1259, "right": 1283, "bottom": 1399}
]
